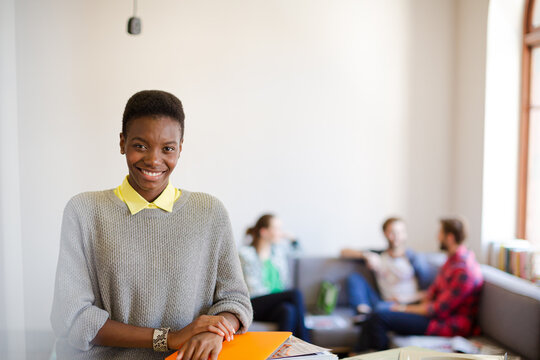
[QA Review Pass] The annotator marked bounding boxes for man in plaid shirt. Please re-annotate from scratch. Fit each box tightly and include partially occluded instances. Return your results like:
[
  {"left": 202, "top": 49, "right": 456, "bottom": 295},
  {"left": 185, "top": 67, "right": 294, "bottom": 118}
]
[{"left": 366, "top": 218, "right": 484, "bottom": 350}]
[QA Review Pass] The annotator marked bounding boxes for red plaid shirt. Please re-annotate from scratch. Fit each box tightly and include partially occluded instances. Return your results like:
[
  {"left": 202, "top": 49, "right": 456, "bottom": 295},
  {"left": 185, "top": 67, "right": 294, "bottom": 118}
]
[{"left": 424, "top": 245, "right": 483, "bottom": 336}]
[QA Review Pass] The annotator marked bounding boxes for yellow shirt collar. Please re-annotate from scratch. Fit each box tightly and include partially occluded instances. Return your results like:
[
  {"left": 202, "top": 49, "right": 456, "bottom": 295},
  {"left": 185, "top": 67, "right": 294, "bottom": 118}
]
[{"left": 114, "top": 176, "right": 181, "bottom": 215}]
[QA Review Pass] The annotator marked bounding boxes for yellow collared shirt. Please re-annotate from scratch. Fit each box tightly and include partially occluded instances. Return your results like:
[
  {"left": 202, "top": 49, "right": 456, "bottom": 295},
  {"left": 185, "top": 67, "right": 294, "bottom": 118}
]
[{"left": 114, "top": 176, "right": 181, "bottom": 215}]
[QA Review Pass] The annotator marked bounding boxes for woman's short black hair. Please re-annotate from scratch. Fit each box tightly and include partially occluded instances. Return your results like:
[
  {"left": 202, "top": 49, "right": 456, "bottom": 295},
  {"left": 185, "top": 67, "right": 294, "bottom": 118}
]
[{"left": 122, "top": 90, "right": 185, "bottom": 138}]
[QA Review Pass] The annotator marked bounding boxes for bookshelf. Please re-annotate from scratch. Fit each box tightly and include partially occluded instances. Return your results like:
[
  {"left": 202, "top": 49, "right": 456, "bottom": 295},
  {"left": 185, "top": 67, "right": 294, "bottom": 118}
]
[{"left": 487, "top": 239, "right": 540, "bottom": 284}]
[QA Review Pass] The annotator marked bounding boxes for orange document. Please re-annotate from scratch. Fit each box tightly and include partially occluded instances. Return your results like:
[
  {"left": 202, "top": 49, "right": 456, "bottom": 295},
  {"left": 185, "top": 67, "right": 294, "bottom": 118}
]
[{"left": 165, "top": 331, "right": 292, "bottom": 360}]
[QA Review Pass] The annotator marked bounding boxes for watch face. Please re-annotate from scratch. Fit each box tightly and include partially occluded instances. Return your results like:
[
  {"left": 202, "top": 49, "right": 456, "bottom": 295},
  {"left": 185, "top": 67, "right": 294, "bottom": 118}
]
[{"left": 128, "top": 17, "right": 141, "bottom": 35}]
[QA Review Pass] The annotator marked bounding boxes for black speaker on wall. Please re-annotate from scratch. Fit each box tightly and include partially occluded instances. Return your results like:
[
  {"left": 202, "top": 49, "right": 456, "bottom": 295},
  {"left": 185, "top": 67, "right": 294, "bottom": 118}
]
[
  {"left": 128, "top": 17, "right": 141, "bottom": 35},
  {"left": 127, "top": 0, "right": 141, "bottom": 35}
]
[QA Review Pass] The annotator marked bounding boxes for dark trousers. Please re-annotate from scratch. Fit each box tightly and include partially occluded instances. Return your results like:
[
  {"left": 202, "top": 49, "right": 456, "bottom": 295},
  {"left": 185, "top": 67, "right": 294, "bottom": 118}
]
[
  {"left": 347, "top": 273, "right": 429, "bottom": 350},
  {"left": 251, "top": 289, "right": 309, "bottom": 341}
]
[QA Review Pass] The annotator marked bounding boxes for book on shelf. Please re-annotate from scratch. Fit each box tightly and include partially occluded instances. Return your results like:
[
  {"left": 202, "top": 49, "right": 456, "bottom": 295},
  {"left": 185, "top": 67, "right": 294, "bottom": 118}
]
[
  {"left": 165, "top": 331, "right": 337, "bottom": 360},
  {"left": 486, "top": 239, "right": 539, "bottom": 282}
]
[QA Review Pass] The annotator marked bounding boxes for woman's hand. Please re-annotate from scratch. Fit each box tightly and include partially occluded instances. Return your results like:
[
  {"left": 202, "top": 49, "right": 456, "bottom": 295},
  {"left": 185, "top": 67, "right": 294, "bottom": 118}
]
[
  {"left": 191, "top": 315, "right": 235, "bottom": 341},
  {"left": 176, "top": 332, "right": 223, "bottom": 360},
  {"left": 390, "top": 303, "right": 406, "bottom": 312},
  {"left": 168, "top": 315, "right": 234, "bottom": 350}
]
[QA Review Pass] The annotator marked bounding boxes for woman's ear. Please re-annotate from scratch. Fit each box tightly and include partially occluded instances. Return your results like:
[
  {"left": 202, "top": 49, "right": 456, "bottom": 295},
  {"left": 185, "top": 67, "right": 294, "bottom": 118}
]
[{"left": 119, "top": 133, "right": 125, "bottom": 154}]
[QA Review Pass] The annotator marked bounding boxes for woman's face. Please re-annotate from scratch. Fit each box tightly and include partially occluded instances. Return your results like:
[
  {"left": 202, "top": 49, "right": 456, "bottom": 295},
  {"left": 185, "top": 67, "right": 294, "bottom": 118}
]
[
  {"left": 119, "top": 116, "right": 183, "bottom": 202},
  {"left": 262, "top": 217, "right": 284, "bottom": 243}
]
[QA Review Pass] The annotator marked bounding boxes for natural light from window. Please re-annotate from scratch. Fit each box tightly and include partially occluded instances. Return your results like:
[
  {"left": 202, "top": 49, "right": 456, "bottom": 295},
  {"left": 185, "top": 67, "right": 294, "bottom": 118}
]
[{"left": 526, "top": 48, "right": 540, "bottom": 245}]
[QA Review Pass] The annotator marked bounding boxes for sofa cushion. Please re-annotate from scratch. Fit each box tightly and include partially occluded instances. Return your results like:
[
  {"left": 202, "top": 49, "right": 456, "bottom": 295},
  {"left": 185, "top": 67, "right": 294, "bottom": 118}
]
[
  {"left": 478, "top": 265, "right": 540, "bottom": 360},
  {"left": 295, "top": 257, "right": 377, "bottom": 310},
  {"left": 306, "top": 307, "right": 361, "bottom": 352},
  {"left": 309, "top": 325, "right": 361, "bottom": 352}
]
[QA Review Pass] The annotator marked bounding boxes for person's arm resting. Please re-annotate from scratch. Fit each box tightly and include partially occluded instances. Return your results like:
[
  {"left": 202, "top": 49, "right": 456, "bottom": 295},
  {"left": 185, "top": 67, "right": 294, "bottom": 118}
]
[
  {"left": 207, "top": 213, "right": 253, "bottom": 333},
  {"left": 50, "top": 202, "right": 110, "bottom": 351},
  {"left": 340, "top": 248, "right": 365, "bottom": 259},
  {"left": 392, "top": 302, "right": 430, "bottom": 315},
  {"left": 92, "top": 315, "right": 236, "bottom": 350},
  {"left": 425, "top": 269, "right": 474, "bottom": 319},
  {"left": 91, "top": 320, "right": 153, "bottom": 348}
]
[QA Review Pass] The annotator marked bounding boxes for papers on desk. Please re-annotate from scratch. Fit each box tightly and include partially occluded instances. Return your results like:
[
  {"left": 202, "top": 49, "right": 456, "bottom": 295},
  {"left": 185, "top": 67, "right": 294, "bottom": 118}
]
[
  {"left": 393, "top": 336, "right": 481, "bottom": 354},
  {"left": 271, "top": 336, "right": 338, "bottom": 360},
  {"left": 398, "top": 348, "right": 504, "bottom": 360}
]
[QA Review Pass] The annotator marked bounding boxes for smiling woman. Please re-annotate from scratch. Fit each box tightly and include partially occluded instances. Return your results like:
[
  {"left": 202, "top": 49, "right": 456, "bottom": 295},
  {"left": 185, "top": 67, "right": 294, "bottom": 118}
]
[{"left": 50, "top": 90, "right": 253, "bottom": 360}]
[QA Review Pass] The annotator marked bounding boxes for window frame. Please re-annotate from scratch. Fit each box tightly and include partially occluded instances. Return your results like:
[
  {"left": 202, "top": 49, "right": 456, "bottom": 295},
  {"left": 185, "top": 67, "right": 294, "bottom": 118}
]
[{"left": 518, "top": 0, "right": 540, "bottom": 238}]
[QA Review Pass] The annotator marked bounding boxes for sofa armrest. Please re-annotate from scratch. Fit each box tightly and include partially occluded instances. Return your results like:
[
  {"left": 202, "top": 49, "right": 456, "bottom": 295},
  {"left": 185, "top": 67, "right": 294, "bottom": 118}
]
[{"left": 478, "top": 265, "right": 540, "bottom": 360}]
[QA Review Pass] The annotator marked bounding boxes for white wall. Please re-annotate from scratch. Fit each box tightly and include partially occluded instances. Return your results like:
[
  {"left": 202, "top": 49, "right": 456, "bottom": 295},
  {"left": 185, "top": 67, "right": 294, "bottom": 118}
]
[
  {"left": 10, "top": 0, "right": 491, "bottom": 345},
  {"left": 0, "top": 0, "right": 26, "bottom": 358},
  {"left": 452, "top": 0, "right": 489, "bottom": 260},
  {"left": 401, "top": 0, "right": 455, "bottom": 252}
]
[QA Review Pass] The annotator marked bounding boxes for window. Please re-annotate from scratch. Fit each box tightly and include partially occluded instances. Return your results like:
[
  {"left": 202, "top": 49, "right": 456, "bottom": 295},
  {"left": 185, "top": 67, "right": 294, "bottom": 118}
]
[{"left": 519, "top": 0, "right": 540, "bottom": 244}]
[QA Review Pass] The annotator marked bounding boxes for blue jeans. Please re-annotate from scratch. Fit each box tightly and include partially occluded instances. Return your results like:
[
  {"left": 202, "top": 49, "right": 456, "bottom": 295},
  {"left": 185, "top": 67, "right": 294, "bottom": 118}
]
[
  {"left": 347, "top": 272, "right": 384, "bottom": 310},
  {"left": 347, "top": 273, "right": 429, "bottom": 350},
  {"left": 367, "top": 307, "right": 430, "bottom": 350}
]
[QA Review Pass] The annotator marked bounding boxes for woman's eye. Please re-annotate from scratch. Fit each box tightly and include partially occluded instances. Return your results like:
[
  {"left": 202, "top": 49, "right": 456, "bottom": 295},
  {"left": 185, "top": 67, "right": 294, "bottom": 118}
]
[
  {"left": 164, "top": 146, "right": 175, "bottom": 152},
  {"left": 134, "top": 144, "right": 146, "bottom": 149}
]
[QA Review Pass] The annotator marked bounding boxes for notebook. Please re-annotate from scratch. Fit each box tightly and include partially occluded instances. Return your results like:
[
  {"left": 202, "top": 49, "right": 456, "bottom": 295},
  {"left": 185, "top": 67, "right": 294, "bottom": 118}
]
[{"left": 165, "top": 331, "right": 292, "bottom": 360}]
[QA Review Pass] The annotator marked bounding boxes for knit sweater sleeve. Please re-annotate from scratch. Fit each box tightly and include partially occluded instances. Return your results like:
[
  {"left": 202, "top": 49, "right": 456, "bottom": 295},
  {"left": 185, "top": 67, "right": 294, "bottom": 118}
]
[
  {"left": 206, "top": 203, "right": 253, "bottom": 333},
  {"left": 50, "top": 198, "right": 109, "bottom": 351}
]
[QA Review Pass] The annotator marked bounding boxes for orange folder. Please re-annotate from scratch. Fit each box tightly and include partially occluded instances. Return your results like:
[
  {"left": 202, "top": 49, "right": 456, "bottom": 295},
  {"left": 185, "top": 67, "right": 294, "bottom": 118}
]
[{"left": 165, "top": 331, "right": 292, "bottom": 360}]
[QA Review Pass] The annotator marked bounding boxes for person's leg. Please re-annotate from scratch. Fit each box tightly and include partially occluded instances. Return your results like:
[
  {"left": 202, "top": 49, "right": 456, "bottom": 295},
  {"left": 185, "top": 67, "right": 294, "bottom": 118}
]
[
  {"left": 269, "top": 302, "right": 296, "bottom": 332},
  {"left": 250, "top": 290, "right": 309, "bottom": 341},
  {"left": 251, "top": 293, "right": 281, "bottom": 321},
  {"left": 287, "top": 289, "right": 309, "bottom": 341},
  {"left": 373, "top": 301, "right": 393, "bottom": 312},
  {"left": 347, "top": 273, "right": 381, "bottom": 312},
  {"left": 366, "top": 307, "right": 430, "bottom": 350}
]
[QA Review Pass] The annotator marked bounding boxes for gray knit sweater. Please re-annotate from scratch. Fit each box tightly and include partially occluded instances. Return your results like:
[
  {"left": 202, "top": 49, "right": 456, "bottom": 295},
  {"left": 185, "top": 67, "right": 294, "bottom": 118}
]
[{"left": 50, "top": 189, "right": 253, "bottom": 359}]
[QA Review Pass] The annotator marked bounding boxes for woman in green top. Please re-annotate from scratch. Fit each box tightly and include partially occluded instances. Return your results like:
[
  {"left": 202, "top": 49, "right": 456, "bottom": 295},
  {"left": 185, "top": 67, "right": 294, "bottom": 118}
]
[{"left": 238, "top": 214, "right": 309, "bottom": 340}]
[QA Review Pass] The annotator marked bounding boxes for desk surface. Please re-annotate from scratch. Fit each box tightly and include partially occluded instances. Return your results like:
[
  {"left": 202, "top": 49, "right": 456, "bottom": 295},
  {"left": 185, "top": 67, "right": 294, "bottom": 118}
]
[
  {"left": 342, "top": 347, "right": 508, "bottom": 360},
  {"left": 342, "top": 346, "right": 428, "bottom": 360}
]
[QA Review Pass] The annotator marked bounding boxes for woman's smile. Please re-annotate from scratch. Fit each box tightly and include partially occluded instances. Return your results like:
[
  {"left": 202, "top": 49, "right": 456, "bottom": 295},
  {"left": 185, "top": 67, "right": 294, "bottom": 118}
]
[{"left": 138, "top": 167, "right": 167, "bottom": 178}]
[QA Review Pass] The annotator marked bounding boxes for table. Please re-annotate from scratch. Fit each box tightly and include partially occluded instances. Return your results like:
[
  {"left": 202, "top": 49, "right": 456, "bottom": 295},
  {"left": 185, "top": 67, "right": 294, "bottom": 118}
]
[{"left": 342, "top": 346, "right": 434, "bottom": 360}]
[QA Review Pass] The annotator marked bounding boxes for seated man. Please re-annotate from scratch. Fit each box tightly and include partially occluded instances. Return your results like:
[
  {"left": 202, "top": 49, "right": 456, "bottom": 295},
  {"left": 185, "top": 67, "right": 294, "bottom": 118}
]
[
  {"left": 366, "top": 218, "right": 484, "bottom": 350},
  {"left": 341, "top": 217, "right": 433, "bottom": 316}
]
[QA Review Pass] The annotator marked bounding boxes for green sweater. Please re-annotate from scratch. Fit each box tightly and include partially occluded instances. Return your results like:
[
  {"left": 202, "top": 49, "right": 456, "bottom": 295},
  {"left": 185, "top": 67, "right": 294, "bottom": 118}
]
[{"left": 51, "top": 189, "right": 253, "bottom": 359}]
